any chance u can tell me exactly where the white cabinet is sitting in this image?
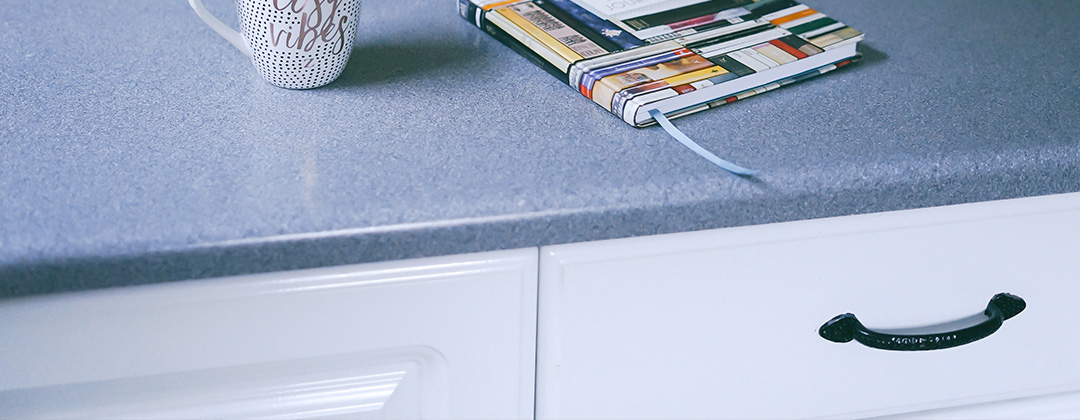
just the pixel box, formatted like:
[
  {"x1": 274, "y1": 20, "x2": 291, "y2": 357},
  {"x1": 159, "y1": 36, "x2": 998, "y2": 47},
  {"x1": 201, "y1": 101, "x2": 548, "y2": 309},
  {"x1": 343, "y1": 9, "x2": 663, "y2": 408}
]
[
  {"x1": 0, "y1": 249, "x2": 538, "y2": 420},
  {"x1": 5, "y1": 194, "x2": 1080, "y2": 419},
  {"x1": 537, "y1": 193, "x2": 1080, "y2": 419},
  {"x1": 876, "y1": 389, "x2": 1080, "y2": 420}
]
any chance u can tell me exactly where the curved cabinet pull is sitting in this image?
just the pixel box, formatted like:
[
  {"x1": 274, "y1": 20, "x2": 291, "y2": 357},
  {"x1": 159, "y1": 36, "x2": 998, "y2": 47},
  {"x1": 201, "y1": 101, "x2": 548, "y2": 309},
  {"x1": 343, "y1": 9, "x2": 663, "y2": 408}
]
[{"x1": 819, "y1": 293, "x2": 1026, "y2": 351}]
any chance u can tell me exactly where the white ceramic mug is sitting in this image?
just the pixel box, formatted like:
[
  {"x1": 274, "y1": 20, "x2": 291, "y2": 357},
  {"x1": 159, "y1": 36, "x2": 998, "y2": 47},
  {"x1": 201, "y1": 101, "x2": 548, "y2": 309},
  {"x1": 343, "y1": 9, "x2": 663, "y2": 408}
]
[{"x1": 188, "y1": 0, "x2": 361, "y2": 89}]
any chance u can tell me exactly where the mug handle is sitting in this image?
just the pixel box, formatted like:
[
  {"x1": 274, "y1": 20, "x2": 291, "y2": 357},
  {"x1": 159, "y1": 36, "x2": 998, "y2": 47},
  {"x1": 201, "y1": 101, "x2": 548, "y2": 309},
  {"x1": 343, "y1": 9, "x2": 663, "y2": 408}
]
[{"x1": 187, "y1": 0, "x2": 252, "y2": 57}]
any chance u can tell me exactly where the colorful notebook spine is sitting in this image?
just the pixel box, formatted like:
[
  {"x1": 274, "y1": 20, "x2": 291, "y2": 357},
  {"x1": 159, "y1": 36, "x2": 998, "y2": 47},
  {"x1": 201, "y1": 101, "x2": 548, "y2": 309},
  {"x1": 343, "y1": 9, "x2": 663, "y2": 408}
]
[
  {"x1": 458, "y1": 0, "x2": 863, "y2": 127},
  {"x1": 459, "y1": 0, "x2": 567, "y2": 79}
]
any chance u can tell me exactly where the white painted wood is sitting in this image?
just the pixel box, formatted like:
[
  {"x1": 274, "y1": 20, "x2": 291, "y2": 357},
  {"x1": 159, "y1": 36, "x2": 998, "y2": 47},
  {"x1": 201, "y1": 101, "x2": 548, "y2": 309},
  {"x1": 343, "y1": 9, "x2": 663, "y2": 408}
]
[
  {"x1": 537, "y1": 193, "x2": 1080, "y2": 419},
  {"x1": 872, "y1": 389, "x2": 1080, "y2": 420},
  {"x1": 0, "y1": 248, "x2": 539, "y2": 420}
]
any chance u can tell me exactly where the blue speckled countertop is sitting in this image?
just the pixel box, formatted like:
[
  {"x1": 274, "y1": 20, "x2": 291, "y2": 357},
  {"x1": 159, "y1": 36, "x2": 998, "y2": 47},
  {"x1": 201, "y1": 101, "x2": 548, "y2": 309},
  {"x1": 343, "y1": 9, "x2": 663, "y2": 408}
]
[{"x1": 2, "y1": 0, "x2": 1078, "y2": 298}]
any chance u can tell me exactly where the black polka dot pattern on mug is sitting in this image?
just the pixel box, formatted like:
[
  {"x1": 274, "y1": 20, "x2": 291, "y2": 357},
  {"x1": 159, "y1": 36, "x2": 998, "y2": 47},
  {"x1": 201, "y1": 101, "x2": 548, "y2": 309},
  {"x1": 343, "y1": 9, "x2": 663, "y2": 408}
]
[{"x1": 237, "y1": 0, "x2": 361, "y2": 89}]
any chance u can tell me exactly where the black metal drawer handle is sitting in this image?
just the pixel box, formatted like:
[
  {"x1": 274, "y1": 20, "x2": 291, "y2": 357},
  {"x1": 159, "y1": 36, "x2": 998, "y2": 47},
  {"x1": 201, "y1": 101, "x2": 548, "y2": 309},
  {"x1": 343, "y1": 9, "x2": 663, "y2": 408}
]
[{"x1": 819, "y1": 293, "x2": 1026, "y2": 351}]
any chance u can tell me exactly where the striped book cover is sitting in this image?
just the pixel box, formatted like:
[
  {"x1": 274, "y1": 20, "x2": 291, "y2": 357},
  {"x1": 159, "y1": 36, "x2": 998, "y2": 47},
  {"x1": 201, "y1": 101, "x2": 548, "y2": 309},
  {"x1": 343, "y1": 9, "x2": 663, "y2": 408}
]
[{"x1": 458, "y1": 0, "x2": 863, "y2": 127}]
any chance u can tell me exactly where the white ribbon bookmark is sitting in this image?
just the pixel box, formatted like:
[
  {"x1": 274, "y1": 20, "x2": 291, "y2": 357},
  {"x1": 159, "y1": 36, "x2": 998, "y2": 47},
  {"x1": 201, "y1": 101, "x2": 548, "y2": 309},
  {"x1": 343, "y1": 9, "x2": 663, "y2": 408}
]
[{"x1": 648, "y1": 109, "x2": 759, "y2": 177}]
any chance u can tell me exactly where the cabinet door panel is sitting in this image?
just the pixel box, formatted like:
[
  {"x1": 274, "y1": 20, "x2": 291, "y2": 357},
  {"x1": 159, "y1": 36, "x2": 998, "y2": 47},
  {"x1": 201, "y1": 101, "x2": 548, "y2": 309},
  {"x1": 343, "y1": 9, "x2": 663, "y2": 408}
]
[
  {"x1": 0, "y1": 249, "x2": 538, "y2": 420},
  {"x1": 538, "y1": 193, "x2": 1080, "y2": 419}
]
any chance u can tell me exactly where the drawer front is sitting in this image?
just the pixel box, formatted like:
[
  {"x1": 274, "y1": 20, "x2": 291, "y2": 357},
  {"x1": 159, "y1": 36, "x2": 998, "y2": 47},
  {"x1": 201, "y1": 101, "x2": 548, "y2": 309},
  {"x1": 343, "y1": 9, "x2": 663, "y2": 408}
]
[
  {"x1": 537, "y1": 193, "x2": 1080, "y2": 419},
  {"x1": 0, "y1": 249, "x2": 538, "y2": 420}
]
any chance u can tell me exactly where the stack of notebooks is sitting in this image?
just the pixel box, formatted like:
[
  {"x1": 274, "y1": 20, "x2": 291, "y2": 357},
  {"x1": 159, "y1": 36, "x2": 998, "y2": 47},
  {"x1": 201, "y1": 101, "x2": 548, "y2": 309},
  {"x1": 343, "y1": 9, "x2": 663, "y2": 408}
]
[{"x1": 458, "y1": 0, "x2": 864, "y2": 128}]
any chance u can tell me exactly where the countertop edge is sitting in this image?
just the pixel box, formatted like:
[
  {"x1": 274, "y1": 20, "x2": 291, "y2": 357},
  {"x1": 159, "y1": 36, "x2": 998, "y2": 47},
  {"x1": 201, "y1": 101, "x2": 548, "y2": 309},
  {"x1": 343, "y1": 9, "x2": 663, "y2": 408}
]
[{"x1": 4, "y1": 155, "x2": 1076, "y2": 300}]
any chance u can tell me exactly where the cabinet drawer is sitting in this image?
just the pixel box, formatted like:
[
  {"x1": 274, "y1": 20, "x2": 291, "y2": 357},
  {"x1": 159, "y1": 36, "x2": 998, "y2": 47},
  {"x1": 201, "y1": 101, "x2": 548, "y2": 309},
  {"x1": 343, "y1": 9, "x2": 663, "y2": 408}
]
[
  {"x1": 538, "y1": 193, "x2": 1080, "y2": 419},
  {"x1": 0, "y1": 249, "x2": 538, "y2": 420}
]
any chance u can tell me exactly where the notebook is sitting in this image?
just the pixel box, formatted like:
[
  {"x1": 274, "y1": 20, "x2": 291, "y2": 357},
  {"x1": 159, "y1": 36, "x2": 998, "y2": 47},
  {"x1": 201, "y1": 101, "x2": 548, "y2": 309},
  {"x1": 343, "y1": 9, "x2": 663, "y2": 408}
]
[{"x1": 458, "y1": 0, "x2": 864, "y2": 128}]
